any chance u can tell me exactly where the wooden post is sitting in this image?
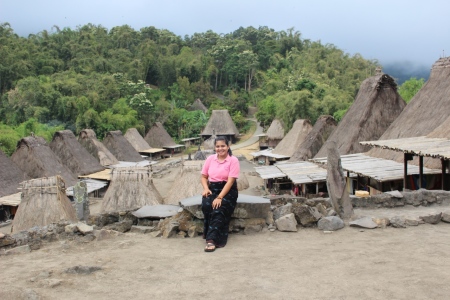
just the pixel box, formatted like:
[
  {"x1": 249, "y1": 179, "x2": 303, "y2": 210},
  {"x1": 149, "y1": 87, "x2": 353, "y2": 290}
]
[
  {"x1": 419, "y1": 156, "x2": 424, "y2": 189},
  {"x1": 403, "y1": 153, "x2": 408, "y2": 191},
  {"x1": 442, "y1": 159, "x2": 447, "y2": 190},
  {"x1": 316, "y1": 182, "x2": 319, "y2": 194}
]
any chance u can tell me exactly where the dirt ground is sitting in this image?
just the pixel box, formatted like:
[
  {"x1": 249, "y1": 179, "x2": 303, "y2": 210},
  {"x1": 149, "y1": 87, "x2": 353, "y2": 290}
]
[
  {"x1": 2, "y1": 139, "x2": 450, "y2": 299},
  {"x1": 2, "y1": 223, "x2": 450, "y2": 299}
]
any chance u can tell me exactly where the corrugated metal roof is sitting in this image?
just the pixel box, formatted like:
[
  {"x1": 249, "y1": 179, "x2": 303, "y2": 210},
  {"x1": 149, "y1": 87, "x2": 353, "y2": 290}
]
[
  {"x1": 250, "y1": 149, "x2": 289, "y2": 159},
  {"x1": 254, "y1": 165, "x2": 286, "y2": 179},
  {"x1": 66, "y1": 179, "x2": 108, "y2": 197},
  {"x1": 276, "y1": 161, "x2": 327, "y2": 184},
  {"x1": 312, "y1": 153, "x2": 441, "y2": 182},
  {"x1": 360, "y1": 137, "x2": 450, "y2": 160}
]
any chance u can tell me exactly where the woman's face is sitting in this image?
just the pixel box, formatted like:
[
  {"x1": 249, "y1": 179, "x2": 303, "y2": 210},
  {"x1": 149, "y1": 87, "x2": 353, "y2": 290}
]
[{"x1": 215, "y1": 140, "x2": 229, "y2": 157}]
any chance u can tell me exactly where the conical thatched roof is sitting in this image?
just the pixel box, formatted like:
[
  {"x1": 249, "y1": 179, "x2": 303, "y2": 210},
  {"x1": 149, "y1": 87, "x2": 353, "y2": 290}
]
[
  {"x1": 190, "y1": 98, "x2": 208, "y2": 112},
  {"x1": 164, "y1": 161, "x2": 204, "y2": 205},
  {"x1": 266, "y1": 119, "x2": 285, "y2": 140},
  {"x1": 368, "y1": 58, "x2": 450, "y2": 168},
  {"x1": 427, "y1": 115, "x2": 450, "y2": 139},
  {"x1": 144, "y1": 122, "x2": 177, "y2": 148},
  {"x1": 0, "y1": 149, "x2": 28, "y2": 198},
  {"x1": 12, "y1": 176, "x2": 77, "y2": 233},
  {"x1": 78, "y1": 129, "x2": 119, "y2": 166},
  {"x1": 289, "y1": 115, "x2": 337, "y2": 162},
  {"x1": 272, "y1": 119, "x2": 313, "y2": 157},
  {"x1": 124, "y1": 128, "x2": 152, "y2": 152},
  {"x1": 200, "y1": 110, "x2": 239, "y2": 137},
  {"x1": 11, "y1": 136, "x2": 78, "y2": 187},
  {"x1": 315, "y1": 73, "x2": 406, "y2": 158},
  {"x1": 101, "y1": 167, "x2": 162, "y2": 212},
  {"x1": 50, "y1": 130, "x2": 104, "y2": 176},
  {"x1": 103, "y1": 130, "x2": 143, "y2": 162}
]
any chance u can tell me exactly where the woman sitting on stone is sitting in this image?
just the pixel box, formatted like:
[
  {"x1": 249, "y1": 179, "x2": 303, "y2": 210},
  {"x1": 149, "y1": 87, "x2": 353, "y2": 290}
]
[{"x1": 201, "y1": 136, "x2": 240, "y2": 252}]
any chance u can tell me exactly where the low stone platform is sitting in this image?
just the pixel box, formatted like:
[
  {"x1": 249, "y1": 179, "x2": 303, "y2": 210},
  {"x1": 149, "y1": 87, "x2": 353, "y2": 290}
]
[
  {"x1": 180, "y1": 194, "x2": 270, "y2": 219},
  {"x1": 132, "y1": 205, "x2": 181, "y2": 219}
]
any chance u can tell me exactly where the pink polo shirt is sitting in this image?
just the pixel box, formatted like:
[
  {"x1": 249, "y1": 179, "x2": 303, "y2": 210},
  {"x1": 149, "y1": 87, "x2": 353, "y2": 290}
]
[{"x1": 201, "y1": 154, "x2": 240, "y2": 182}]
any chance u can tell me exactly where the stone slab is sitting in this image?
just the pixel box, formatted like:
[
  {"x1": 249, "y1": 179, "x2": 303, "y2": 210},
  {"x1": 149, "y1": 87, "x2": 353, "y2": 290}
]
[
  {"x1": 132, "y1": 205, "x2": 182, "y2": 219},
  {"x1": 180, "y1": 194, "x2": 271, "y2": 219}
]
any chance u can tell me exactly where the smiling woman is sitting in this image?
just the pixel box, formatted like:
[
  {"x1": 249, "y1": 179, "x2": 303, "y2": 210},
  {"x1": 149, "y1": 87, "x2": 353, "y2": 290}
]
[{"x1": 200, "y1": 136, "x2": 240, "y2": 252}]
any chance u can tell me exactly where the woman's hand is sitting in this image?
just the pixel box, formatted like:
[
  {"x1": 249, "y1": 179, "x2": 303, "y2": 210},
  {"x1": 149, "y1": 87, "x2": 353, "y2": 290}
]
[
  {"x1": 202, "y1": 188, "x2": 212, "y2": 197},
  {"x1": 212, "y1": 197, "x2": 222, "y2": 209}
]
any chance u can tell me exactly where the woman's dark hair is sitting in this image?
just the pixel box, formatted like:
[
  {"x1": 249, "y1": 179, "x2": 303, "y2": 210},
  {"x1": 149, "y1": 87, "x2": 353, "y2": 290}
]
[{"x1": 214, "y1": 136, "x2": 232, "y2": 156}]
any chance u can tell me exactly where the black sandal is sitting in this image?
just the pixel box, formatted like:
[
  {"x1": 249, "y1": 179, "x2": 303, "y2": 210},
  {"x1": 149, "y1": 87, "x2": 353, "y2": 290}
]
[{"x1": 204, "y1": 242, "x2": 216, "y2": 252}]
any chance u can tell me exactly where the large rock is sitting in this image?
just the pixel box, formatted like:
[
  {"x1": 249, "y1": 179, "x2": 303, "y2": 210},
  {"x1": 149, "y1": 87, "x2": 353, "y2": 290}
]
[
  {"x1": 0, "y1": 235, "x2": 16, "y2": 247},
  {"x1": 76, "y1": 223, "x2": 94, "y2": 235},
  {"x1": 420, "y1": 213, "x2": 442, "y2": 224},
  {"x1": 318, "y1": 216, "x2": 344, "y2": 231},
  {"x1": 389, "y1": 216, "x2": 406, "y2": 228},
  {"x1": 180, "y1": 194, "x2": 270, "y2": 219},
  {"x1": 103, "y1": 220, "x2": 133, "y2": 233},
  {"x1": 273, "y1": 203, "x2": 293, "y2": 220},
  {"x1": 132, "y1": 205, "x2": 181, "y2": 219},
  {"x1": 230, "y1": 218, "x2": 266, "y2": 230},
  {"x1": 161, "y1": 220, "x2": 179, "y2": 238},
  {"x1": 442, "y1": 212, "x2": 450, "y2": 223},
  {"x1": 275, "y1": 213, "x2": 298, "y2": 232},
  {"x1": 130, "y1": 226, "x2": 154, "y2": 234},
  {"x1": 292, "y1": 204, "x2": 322, "y2": 226},
  {"x1": 326, "y1": 141, "x2": 353, "y2": 219},
  {"x1": 349, "y1": 217, "x2": 378, "y2": 229}
]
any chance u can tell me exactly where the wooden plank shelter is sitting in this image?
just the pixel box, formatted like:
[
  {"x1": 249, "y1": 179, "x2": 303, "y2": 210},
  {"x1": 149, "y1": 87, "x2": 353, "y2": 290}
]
[
  {"x1": 312, "y1": 153, "x2": 441, "y2": 191},
  {"x1": 361, "y1": 137, "x2": 450, "y2": 189},
  {"x1": 250, "y1": 149, "x2": 289, "y2": 165}
]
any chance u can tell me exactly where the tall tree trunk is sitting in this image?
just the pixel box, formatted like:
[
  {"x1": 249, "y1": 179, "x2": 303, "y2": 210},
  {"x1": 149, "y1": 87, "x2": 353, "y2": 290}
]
[{"x1": 215, "y1": 71, "x2": 218, "y2": 92}]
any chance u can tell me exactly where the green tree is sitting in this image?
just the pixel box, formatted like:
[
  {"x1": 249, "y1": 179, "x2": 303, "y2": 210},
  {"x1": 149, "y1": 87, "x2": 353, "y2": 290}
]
[{"x1": 398, "y1": 77, "x2": 425, "y2": 103}]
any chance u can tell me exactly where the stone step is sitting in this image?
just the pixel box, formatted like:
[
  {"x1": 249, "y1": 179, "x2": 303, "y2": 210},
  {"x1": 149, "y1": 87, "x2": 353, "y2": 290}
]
[{"x1": 180, "y1": 194, "x2": 270, "y2": 219}]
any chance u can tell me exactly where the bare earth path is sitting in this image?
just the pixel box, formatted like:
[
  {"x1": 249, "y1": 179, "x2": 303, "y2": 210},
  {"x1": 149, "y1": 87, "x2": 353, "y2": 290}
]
[{"x1": 1, "y1": 224, "x2": 450, "y2": 299}]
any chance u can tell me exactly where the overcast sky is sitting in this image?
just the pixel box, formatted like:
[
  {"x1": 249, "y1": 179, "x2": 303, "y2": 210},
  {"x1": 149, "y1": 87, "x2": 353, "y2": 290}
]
[{"x1": 1, "y1": 0, "x2": 449, "y2": 70}]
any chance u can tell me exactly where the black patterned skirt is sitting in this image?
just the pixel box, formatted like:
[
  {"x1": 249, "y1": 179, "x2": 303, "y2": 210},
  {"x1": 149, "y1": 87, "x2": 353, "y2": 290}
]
[{"x1": 202, "y1": 181, "x2": 238, "y2": 248}]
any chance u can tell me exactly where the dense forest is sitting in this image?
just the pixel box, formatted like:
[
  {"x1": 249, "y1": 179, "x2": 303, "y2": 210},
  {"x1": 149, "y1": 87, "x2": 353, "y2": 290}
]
[{"x1": 0, "y1": 22, "x2": 385, "y2": 155}]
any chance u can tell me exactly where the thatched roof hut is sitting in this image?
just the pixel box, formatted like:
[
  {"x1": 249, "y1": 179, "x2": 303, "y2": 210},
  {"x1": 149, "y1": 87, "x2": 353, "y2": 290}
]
[
  {"x1": 103, "y1": 130, "x2": 143, "y2": 162},
  {"x1": 368, "y1": 58, "x2": 450, "y2": 168},
  {"x1": 144, "y1": 122, "x2": 178, "y2": 148},
  {"x1": 202, "y1": 135, "x2": 216, "y2": 150},
  {"x1": 11, "y1": 136, "x2": 78, "y2": 187},
  {"x1": 124, "y1": 128, "x2": 152, "y2": 152},
  {"x1": 78, "y1": 129, "x2": 119, "y2": 166},
  {"x1": 315, "y1": 73, "x2": 406, "y2": 158},
  {"x1": 272, "y1": 119, "x2": 313, "y2": 157},
  {"x1": 164, "y1": 161, "x2": 249, "y2": 205},
  {"x1": 427, "y1": 115, "x2": 450, "y2": 139},
  {"x1": 50, "y1": 130, "x2": 104, "y2": 176},
  {"x1": 164, "y1": 161, "x2": 204, "y2": 205},
  {"x1": 189, "y1": 98, "x2": 208, "y2": 113},
  {"x1": 200, "y1": 110, "x2": 239, "y2": 141},
  {"x1": 265, "y1": 119, "x2": 285, "y2": 148},
  {"x1": 101, "y1": 167, "x2": 162, "y2": 212},
  {"x1": 0, "y1": 149, "x2": 28, "y2": 198},
  {"x1": 289, "y1": 115, "x2": 337, "y2": 162},
  {"x1": 12, "y1": 176, "x2": 77, "y2": 233}
]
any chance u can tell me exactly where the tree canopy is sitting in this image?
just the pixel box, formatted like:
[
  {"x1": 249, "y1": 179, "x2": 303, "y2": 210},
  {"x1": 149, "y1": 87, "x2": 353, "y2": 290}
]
[{"x1": 0, "y1": 22, "x2": 382, "y2": 155}]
